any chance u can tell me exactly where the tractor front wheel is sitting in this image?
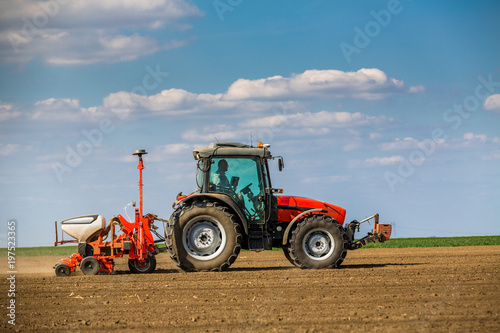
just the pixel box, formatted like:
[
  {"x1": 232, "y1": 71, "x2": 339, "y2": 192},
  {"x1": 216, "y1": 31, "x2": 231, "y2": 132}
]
[
  {"x1": 282, "y1": 246, "x2": 300, "y2": 267},
  {"x1": 128, "y1": 252, "x2": 157, "y2": 274},
  {"x1": 289, "y1": 215, "x2": 348, "y2": 269},
  {"x1": 166, "y1": 200, "x2": 242, "y2": 272}
]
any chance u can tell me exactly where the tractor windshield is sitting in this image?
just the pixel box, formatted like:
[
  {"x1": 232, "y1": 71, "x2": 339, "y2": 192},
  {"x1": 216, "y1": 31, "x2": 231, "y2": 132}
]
[{"x1": 209, "y1": 156, "x2": 265, "y2": 223}]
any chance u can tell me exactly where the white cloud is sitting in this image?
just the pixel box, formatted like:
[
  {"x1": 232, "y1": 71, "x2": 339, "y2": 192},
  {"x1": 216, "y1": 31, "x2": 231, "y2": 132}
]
[
  {"x1": 156, "y1": 143, "x2": 192, "y2": 155},
  {"x1": 380, "y1": 133, "x2": 500, "y2": 152},
  {"x1": 31, "y1": 98, "x2": 88, "y2": 121},
  {"x1": 456, "y1": 133, "x2": 500, "y2": 148},
  {"x1": 225, "y1": 68, "x2": 424, "y2": 101},
  {"x1": 0, "y1": 0, "x2": 203, "y2": 65},
  {"x1": 43, "y1": 33, "x2": 189, "y2": 66},
  {"x1": 380, "y1": 137, "x2": 420, "y2": 150},
  {"x1": 408, "y1": 85, "x2": 425, "y2": 93},
  {"x1": 343, "y1": 142, "x2": 361, "y2": 151},
  {"x1": 141, "y1": 143, "x2": 195, "y2": 162},
  {"x1": 483, "y1": 150, "x2": 500, "y2": 161},
  {"x1": 380, "y1": 137, "x2": 447, "y2": 151},
  {"x1": 181, "y1": 125, "x2": 249, "y2": 143},
  {"x1": 243, "y1": 111, "x2": 392, "y2": 129},
  {"x1": 483, "y1": 94, "x2": 500, "y2": 113},
  {"x1": 0, "y1": 144, "x2": 20, "y2": 156},
  {"x1": 177, "y1": 110, "x2": 392, "y2": 146},
  {"x1": 463, "y1": 132, "x2": 487, "y2": 143},
  {"x1": 369, "y1": 132, "x2": 382, "y2": 140},
  {"x1": 302, "y1": 175, "x2": 352, "y2": 184},
  {"x1": 0, "y1": 101, "x2": 21, "y2": 121},
  {"x1": 102, "y1": 88, "x2": 298, "y2": 117},
  {"x1": 3, "y1": 68, "x2": 414, "y2": 123},
  {"x1": 364, "y1": 156, "x2": 404, "y2": 167}
]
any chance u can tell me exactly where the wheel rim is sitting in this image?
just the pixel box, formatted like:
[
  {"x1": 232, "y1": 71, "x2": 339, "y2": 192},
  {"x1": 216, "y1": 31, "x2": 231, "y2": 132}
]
[
  {"x1": 133, "y1": 258, "x2": 151, "y2": 272},
  {"x1": 183, "y1": 216, "x2": 226, "y2": 261},
  {"x1": 302, "y1": 228, "x2": 335, "y2": 261}
]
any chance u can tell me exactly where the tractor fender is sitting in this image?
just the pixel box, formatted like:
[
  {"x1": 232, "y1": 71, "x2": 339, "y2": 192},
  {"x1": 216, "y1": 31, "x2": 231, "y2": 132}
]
[
  {"x1": 175, "y1": 193, "x2": 249, "y2": 235},
  {"x1": 282, "y1": 208, "x2": 325, "y2": 245}
]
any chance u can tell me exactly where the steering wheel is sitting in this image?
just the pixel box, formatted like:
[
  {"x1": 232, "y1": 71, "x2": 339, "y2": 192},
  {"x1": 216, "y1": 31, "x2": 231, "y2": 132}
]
[{"x1": 240, "y1": 183, "x2": 253, "y2": 195}]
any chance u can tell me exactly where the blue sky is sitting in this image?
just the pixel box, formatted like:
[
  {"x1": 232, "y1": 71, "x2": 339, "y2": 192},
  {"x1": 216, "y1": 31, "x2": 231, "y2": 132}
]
[{"x1": 1, "y1": 0, "x2": 499, "y2": 247}]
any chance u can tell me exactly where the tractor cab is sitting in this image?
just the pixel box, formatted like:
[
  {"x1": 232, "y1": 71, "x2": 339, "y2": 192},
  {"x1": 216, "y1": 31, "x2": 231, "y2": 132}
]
[{"x1": 193, "y1": 142, "x2": 282, "y2": 225}]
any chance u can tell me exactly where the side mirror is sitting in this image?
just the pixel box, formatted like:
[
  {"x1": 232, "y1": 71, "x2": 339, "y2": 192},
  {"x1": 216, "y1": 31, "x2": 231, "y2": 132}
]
[{"x1": 278, "y1": 158, "x2": 284, "y2": 171}]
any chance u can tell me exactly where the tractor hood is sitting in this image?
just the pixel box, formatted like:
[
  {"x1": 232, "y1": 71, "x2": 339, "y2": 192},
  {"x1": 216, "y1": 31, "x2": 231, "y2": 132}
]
[{"x1": 276, "y1": 195, "x2": 346, "y2": 225}]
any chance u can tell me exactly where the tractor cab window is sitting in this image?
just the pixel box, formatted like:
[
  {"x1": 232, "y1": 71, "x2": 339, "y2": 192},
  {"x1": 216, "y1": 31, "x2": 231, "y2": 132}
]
[{"x1": 210, "y1": 157, "x2": 265, "y2": 223}]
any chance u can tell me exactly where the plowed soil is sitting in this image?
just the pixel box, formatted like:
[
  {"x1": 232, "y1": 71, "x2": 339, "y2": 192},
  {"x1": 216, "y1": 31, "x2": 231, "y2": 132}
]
[{"x1": 1, "y1": 246, "x2": 499, "y2": 332}]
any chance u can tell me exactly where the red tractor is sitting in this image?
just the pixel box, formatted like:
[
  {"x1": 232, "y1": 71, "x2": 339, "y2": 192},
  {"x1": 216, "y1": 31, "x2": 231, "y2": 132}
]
[
  {"x1": 165, "y1": 142, "x2": 391, "y2": 272},
  {"x1": 53, "y1": 142, "x2": 391, "y2": 276}
]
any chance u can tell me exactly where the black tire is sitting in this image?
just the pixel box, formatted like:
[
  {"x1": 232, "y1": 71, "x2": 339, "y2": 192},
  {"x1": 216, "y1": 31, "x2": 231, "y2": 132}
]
[
  {"x1": 128, "y1": 252, "x2": 157, "y2": 274},
  {"x1": 166, "y1": 200, "x2": 242, "y2": 272},
  {"x1": 289, "y1": 215, "x2": 348, "y2": 269},
  {"x1": 282, "y1": 246, "x2": 300, "y2": 267},
  {"x1": 80, "y1": 256, "x2": 100, "y2": 275},
  {"x1": 55, "y1": 264, "x2": 71, "y2": 277},
  {"x1": 78, "y1": 243, "x2": 94, "y2": 257}
]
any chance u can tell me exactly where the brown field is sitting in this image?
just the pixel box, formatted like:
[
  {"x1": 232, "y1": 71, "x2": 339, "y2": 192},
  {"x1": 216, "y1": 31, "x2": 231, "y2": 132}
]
[{"x1": 1, "y1": 246, "x2": 499, "y2": 332}]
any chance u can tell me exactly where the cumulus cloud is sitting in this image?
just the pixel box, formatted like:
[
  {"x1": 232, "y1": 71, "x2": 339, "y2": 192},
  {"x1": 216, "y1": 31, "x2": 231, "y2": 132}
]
[
  {"x1": 347, "y1": 155, "x2": 406, "y2": 168},
  {"x1": 0, "y1": 101, "x2": 21, "y2": 121},
  {"x1": 156, "y1": 143, "x2": 193, "y2": 155},
  {"x1": 181, "y1": 124, "x2": 248, "y2": 143},
  {"x1": 178, "y1": 110, "x2": 392, "y2": 145},
  {"x1": 380, "y1": 137, "x2": 446, "y2": 151},
  {"x1": 31, "y1": 98, "x2": 88, "y2": 121},
  {"x1": 483, "y1": 94, "x2": 500, "y2": 113},
  {"x1": 0, "y1": 143, "x2": 20, "y2": 156},
  {"x1": 380, "y1": 133, "x2": 499, "y2": 151},
  {"x1": 4, "y1": 68, "x2": 417, "y2": 123},
  {"x1": 483, "y1": 150, "x2": 500, "y2": 161},
  {"x1": 0, "y1": 0, "x2": 203, "y2": 65},
  {"x1": 42, "y1": 33, "x2": 189, "y2": 66},
  {"x1": 363, "y1": 156, "x2": 405, "y2": 167},
  {"x1": 102, "y1": 88, "x2": 298, "y2": 118},
  {"x1": 302, "y1": 175, "x2": 352, "y2": 184},
  {"x1": 225, "y1": 68, "x2": 424, "y2": 101},
  {"x1": 459, "y1": 132, "x2": 500, "y2": 147},
  {"x1": 243, "y1": 111, "x2": 392, "y2": 129},
  {"x1": 369, "y1": 132, "x2": 382, "y2": 140}
]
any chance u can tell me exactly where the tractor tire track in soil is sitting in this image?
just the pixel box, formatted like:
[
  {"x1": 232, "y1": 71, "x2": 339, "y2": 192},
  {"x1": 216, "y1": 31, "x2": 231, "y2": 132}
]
[{"x1": 1, "y1": 246, "x2": 499, "y2": 332}]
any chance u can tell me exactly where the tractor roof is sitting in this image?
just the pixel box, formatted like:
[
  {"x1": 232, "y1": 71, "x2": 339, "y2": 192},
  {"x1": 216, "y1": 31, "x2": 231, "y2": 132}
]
[{"x1": 193, "y1": 142, "x2": 271, "y2": 159}]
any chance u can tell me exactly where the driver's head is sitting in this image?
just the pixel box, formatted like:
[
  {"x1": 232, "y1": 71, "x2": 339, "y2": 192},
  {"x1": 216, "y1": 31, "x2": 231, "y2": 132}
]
[{"x1": 218, "y1": 159, "x2": 228, "y2": 172}]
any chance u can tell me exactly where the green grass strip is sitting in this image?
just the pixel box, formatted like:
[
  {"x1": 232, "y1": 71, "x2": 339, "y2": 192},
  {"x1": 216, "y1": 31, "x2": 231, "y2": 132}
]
[
  {"x1": 361, "y1": 235, "x2": 500, "y2": 248},
  {"x1": 0, "y1": 245, "x2": 79, "y2": 257},
  {"x1": 1, "y1": 236, "x2": 499, "y2": 257}
]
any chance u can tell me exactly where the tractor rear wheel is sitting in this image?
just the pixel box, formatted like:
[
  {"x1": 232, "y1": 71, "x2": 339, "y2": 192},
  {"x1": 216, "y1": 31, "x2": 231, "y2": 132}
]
[
  {"x1": 166, "y1": 200, "x2": 242, "y2": 272},
  {"x1": 289, "y1": 215, "x2": 348, "y2": 269},
  {"x1": 80, "y1": 256, "x2": 100, "y2": 275},
  {"x1": 128, "y1": 252, "x2": 157, "y2": 274}
]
